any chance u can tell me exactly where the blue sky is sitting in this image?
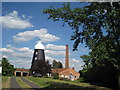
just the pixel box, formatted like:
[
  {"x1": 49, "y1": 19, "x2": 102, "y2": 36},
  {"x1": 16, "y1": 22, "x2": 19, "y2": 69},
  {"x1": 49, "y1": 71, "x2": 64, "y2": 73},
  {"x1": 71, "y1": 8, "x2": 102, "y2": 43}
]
[{"x1": 1, "y1": 2, "x2": 90, "y2": 71}]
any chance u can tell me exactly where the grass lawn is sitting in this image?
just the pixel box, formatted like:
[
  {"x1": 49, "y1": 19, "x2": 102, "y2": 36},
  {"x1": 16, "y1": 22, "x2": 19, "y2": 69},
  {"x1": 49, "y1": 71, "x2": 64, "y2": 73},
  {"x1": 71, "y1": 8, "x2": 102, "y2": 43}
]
[
  {"x1": 16, "y1": 77, "x2": 32, "y2": 88},
  {"x1": 25, "y1": 77, "x2": 112, "y2": 90},
  {"x1": 2, "y1": 76, "x2": 11, "y2": 88}
]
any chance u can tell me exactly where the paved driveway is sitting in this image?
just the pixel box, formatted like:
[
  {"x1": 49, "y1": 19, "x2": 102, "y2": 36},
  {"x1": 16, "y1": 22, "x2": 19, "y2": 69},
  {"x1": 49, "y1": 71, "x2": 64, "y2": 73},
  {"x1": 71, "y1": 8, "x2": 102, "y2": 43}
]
[
  {"x1": 20, "y1": 77, "x2": 40, "y2": 89},
  {"x1": 11, "y1": 76, "x2": 22, "y2": 89},
  {"x1": 10, "y1": 76, "x2": 40, "y2": 89}
]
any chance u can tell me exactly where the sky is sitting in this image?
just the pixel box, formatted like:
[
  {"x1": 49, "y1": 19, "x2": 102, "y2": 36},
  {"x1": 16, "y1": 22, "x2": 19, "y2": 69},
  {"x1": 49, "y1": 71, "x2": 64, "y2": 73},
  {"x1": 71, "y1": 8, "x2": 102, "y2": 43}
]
[{"x1": 1, "y1": 2, "x2": 90, "y2": 72}]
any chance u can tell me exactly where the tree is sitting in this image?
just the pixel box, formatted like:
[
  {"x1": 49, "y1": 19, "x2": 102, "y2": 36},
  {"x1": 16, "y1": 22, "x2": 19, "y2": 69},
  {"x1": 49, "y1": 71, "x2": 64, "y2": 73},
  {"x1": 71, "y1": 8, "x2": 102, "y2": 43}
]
[
  {"x1": 0, "y1": 61, "x2": 1, "y2": 67},
  {"x1": 43, "y1": 2, "x2": 120, "y2": 51},
  {"x1": 52, "y1": 60, "x2": 63, "y2": 69},
  {"x1": 45, "y1": 60, "x2": 51, "y2": 73},
  {"x1": 31, "y1": 60, "x2": 51, "y2": 76},
  {"x1": 58, "y1": 61, "x2": 63, "y2": 68},
  {"x1": 80, "y1": 55, "x2": 91, "y2": 69},
  {"x1": 43, "y1": 2, "x2": 120, "y2": 89},
  {"x1": 43, "y1": 2, "x2": 120, "y2": 61},
  {"x1": 2, "y1": 58, "x2": 15, "y2": 76}
]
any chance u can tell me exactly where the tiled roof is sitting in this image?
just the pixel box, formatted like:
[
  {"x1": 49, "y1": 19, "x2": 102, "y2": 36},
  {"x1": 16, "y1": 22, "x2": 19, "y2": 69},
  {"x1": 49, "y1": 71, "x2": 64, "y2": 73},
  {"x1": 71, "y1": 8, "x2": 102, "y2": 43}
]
[
  {"x1": 52, "y1": 68, "x2": 80, "y2": 75},
  {"x1": 59, "y1": 68, "x2": 80, "y2": 75},
  {"x1": 15, "y1": 69, "x2": 30, "y2": 71},
  {"x1": 51, "y1": 68, "x2": 68, "y2": 73}
]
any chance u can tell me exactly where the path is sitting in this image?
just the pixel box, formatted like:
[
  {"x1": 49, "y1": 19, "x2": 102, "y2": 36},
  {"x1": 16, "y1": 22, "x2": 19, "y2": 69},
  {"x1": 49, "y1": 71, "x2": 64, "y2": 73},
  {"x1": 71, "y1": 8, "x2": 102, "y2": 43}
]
[
  {"x1": 11, "y1": 76, "x2": 21, "y2": 89},
  {"x1": 20, "y1": 77, "x2": 41, "y2": 89}
]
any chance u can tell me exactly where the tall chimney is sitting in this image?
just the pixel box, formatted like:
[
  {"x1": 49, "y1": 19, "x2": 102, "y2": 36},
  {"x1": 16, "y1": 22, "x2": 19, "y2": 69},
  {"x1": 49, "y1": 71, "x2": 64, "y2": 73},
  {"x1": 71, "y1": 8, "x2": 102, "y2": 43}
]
[{"x1": 65, "y1": 45, "x2": 69, "y2": 68}]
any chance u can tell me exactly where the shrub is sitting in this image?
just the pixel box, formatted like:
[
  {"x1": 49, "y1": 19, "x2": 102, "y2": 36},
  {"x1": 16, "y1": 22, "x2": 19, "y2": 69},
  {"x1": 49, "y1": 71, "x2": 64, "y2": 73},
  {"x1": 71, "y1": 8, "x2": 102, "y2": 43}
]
[
  {"x1": 53, "y1": 75, "x2": 59, "y2": 79},
  {"x1": 79, "y1": 77, "x2": 85, "y2": 82},
  {"x1": 44, "y1": 74, "x2": 48, "y2": 78}
]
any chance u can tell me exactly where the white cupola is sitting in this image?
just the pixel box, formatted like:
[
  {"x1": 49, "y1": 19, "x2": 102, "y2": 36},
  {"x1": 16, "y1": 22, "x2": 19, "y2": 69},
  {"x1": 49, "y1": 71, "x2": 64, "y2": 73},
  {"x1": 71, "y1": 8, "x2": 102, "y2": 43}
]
[{"x1": 35, "y1": 40, "x2": 45, "y2": 50}]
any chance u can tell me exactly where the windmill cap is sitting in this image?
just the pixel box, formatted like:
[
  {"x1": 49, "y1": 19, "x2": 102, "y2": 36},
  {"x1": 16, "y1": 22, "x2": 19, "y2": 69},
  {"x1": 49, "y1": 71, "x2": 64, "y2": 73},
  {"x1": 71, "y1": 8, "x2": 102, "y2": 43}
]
[{"x1": 35, "y1": 40, "x2": 45, "y2": 50}]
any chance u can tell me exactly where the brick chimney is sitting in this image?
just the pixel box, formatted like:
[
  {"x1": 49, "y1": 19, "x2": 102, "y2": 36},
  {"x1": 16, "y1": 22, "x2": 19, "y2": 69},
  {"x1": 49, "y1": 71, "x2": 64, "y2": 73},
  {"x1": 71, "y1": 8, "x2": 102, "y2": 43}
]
[{"x1": 65, "y1": 45, "x2": 69, "y2": 68}]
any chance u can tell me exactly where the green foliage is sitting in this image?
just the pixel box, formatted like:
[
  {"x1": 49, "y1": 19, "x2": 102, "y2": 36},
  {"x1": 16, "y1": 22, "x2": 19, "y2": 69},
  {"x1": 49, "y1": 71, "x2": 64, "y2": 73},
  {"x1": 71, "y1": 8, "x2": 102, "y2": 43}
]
[
  {"x1": 52, "y1": 60, "x2": 63, "y2": 69},
  {"x1": 80, "y1": 55, "x2": 91, "y2": 69},
  {"x1": 53, "y1": 75, "x2": 59, "y2": 79},
  {"x1": 43, "y1": 2, "x2": 120, "y2": 89},
  {"x1": 2, "y1": 58, "x2": 15, "y2": 76},
  {"x1": 0, "y1": 61, "x2": 2, "y2": 67},
  {"x1": 31, "y1": 60, "x2": 51, "y2": 76},
  {"x1": 44, "y1": 74, "x2": 49, "y2": 78},
  {"x1": 80, "y1": 77, "x2": 85, "y2": 82},
  {"x1": 43, "y1": 2, "x2": 120, "y2": 52}
]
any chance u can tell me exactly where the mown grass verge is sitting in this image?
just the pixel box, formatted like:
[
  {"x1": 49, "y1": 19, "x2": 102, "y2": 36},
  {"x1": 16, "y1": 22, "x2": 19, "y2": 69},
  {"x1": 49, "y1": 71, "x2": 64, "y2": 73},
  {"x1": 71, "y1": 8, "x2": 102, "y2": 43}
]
[
  {"x1": 2, "y1": 76, "x2": 11, "y2": 88},
  {"x1": 25, "y1": 77, "x2": 112, "y2": 90},
  {"x1": 16, "y1": 77, "x2": 32, "y2": 88}
]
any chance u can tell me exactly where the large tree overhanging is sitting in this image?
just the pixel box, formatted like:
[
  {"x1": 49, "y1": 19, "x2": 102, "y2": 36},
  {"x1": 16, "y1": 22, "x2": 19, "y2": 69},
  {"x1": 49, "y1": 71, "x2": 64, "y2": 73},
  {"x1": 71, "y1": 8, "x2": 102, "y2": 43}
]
[
  {"x1": 43, "y1": 2, "x2": 120, "y2": 51},
  {"x1": 43, "y1": 2, "x2": 120, "y2": 68},
  {"x1": 43, "y1": 3, "x2": 120, "y2": 89}
]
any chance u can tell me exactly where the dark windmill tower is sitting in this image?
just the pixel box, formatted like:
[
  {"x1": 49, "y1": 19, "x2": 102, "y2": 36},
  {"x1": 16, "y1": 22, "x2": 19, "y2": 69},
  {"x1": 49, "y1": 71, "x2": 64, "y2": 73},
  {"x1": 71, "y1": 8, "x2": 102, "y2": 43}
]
[{"x1": 30, "y1": 39, "x2": 45, "y2": 75}]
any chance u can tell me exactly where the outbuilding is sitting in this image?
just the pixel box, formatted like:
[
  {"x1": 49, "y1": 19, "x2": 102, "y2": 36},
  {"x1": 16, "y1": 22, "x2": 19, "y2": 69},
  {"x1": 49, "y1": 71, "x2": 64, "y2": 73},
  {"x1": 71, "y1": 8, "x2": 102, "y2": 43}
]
[{"x1": 14, "y1": 69, "x2": 30, "y2": 76}]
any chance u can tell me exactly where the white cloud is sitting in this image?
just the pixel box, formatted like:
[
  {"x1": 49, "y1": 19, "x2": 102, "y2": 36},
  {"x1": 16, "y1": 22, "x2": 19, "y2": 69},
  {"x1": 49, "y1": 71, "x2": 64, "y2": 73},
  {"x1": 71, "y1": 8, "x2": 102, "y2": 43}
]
[
  {"x1": 6, "y1": 44, "x2": 33, "y2": 52},
  {"x1": 45, "y1": 50, "x2": 65, "y2": 56},
  {"x1": 71, "y1": 59, "x2": 80, "y2": 63},
  {"x1": 2, "y1": 55, "x2": 8, "y2": 58},
  {"x1": 45, "y1": 44, "x2": 65, "y2": 50},
  {"x1": 2, "y1": 45, "x2": 33, "y2": 69},
  {"x1": 13, "y1": 28, "x2": 60, "y2": 43},
  {"x1": 3, "y1": 45, "x2": 32, "y2": 60},
  {"x1": 1, "y1": 45, "x2": 84, "y2": 71},
  {"x1": 45, "y1": 56, "x2": 55, "y2": 61},
  {"x1": 0, "y1": 11, "x2": 33, "y2": 29},
  {"x1": 9, "y1": 59, "x2": 31, "y2": 69},
  {"x1": 1, "y1": 48, "x2": 14, "y2": 53},
  {"x1": 1, "y1": 45, "x2": 64, "y2": 69},
  {"x1": 6, "y1": 45, "x2": 33, "y2": 59},
  {"x1": 70, "y1": 58, "x2": 84, "y2": 71}
]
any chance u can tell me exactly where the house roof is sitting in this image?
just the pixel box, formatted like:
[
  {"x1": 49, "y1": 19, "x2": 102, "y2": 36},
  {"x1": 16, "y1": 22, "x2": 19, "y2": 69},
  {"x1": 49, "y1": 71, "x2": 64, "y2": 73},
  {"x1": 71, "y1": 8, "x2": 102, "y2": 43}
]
[
  {"x1": 59, "y1": 68, "x2": 80, "y2": 75},
  {"x1": 52, "y1": 68, "x2": 80, "y2": 76},
  {"x1": 15, "y1": 69, "x2": 30, "y2": 72},
  {"x1": 51, "y1": 68, "x2": 68, "y2": 73}
]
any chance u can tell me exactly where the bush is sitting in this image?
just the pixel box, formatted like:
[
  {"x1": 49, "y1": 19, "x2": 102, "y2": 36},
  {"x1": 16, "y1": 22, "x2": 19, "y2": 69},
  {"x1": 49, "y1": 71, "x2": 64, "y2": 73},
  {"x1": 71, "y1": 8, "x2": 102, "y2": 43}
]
[
  {"x1": 79, "y1": 77, "x2": 85, "y2": 82},
  {"x1": 82, "y1": 67, "x2": 118, "y2": 89},
  {"x1": 44, "y1": 74, "x2": 48, "y2": 78},
  {"x1": 53, "y1": 75, "x2": 59, "y2": 79},
  {"x1": 63, "y1": 78, "x2": 70, "y2": 81}
]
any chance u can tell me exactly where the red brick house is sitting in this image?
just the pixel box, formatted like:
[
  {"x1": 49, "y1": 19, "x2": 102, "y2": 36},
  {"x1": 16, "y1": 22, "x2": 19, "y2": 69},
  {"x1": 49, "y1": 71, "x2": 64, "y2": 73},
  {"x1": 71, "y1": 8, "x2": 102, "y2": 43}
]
[
  {"x1": 51, "y1": 45, "x2": 80, "y2": 81},
  {"x1": 52, "y1": 68, "x2": 80, "y2": 81}
]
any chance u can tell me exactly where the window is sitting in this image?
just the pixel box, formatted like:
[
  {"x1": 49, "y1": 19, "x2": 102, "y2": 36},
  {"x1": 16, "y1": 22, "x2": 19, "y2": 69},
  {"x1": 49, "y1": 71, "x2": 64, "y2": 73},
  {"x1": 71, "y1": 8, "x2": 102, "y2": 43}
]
[
  {"x1": 35, "y1": 57, "x2": 37, "y2": 60},
  {"x1": 61, "y1": 75, "x2": 64, "y2": 77},
  {"x1": 35, "y1": 52, "x2": 38, "y2": 55},
  {"x1": 69, "y1": 74, "x2": 72, "y2": 78},
  {"x1": 74, "y1": 76, "x2": 76, "y2": 78},
  {"x1": 65, "y1": 76, "x2": 68, "y2": 78}
]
